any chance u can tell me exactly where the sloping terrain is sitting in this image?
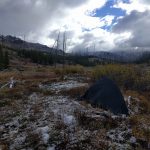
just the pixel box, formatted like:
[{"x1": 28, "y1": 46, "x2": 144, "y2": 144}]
[{"x1": 0, "y1": 35, "x2": 63, "y2": 54}]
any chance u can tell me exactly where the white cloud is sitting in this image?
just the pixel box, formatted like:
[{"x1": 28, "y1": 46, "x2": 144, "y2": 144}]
[
  {"x1": 113, "y1": 0, "x2": 150, "y2": 14},
  {"x1": 31, "y1": 0, "x2": 111, "y2": 51},
  {"x1": 38, "y1": 1, "x2": 118, "y2": 52},
  {"x1": 0, "y1": 0, "x2": 111, "y2": 51},
  {"x1": 1, "y1": 0, "x2": 149, "y2": 52},
  {"x1": 113, "y1": 10, "x2": 150, "y2": 50}
]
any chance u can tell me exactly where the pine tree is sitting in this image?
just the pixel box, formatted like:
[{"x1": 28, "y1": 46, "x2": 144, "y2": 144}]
[
  {"x1": 0, "y1": 45, "x2": 4, "y2": 69},
  {"x1": 4, "y1": 51, "x2": 9, "y2": 69},
  {"x1": 0, "y1": 45, "x2": 9, "y2": 70}
]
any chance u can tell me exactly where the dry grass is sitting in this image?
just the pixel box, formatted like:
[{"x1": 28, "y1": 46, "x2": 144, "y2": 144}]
[
  {"x1": 0, "y1": 142, "x2": 8, "y2": 150},
  {"x1": 91, "y1": 64, "x2": 150, "y2": 91},
  {"x1": 0, "y1": 67, "x2": 57, "y2": 82},
  {"x1": 125, "y1": 90, "x2": 150, "y2": 114},
  {"x1": 0, "y1": 68, "x2": 58, "y2": 124},
  {"x1": 91, "y1": 129, "x2": 109, "y2": 150},
  {"x1": 126, "y1": 90, "x2": 150, "y2": 146},
  {"x1": 54, "y1": 65, "x2": 85, "y2": 75},
  {"x1": 74, "y1": 110, "x2": 118, "y2": 131},
  {"x1": 54, "y1": 120, "x2": 67, "y2": 130},
  {"x1": 0, "y1": 68, "x2": 58, "y2": 97},
  {"x1": 25, "y1": 131, "x2": 41, "y2": 149},
  {"x1": 60, "y1": 86, "x2": 88, "y2": 98},
  {"x1": 0, "y1": 88, "x2": 25, "y2": 100},
  {"x1": 0, "y1": 71, "x2": 20, "y2": 82},
  {"x1": 130, "y1": 115, "x2": 150, "y2": 145},
  {"x1": 1, "y1": 64, "x2": 150, "y2": 149},
  {"x1": 20, "y1": 72, "x2": 57, "y2": 80}
]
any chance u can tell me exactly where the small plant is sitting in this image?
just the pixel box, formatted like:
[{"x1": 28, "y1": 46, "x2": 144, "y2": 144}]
[
  {"x1": 54, "y1": 120, "x2": 67, "y2": 130},
  {"x1": 0, "y1": 141, "x2": 8, "y2": 150},
  {"x1": 54, "y1": 65, "x2": 85, "y2": 75},
  {"x1": 129, "y1": 114, "x2": 150, "y2": 149},
  {"x1": 91, "y1": 64, "x2": 150, "y2": 91},
  {"x1": 60, "y1": 86, "x2": 88, "y2": 98},
  {"x1": 0, "y1": 45, "x2": 9, "y2": 70},
  {"x1": 26, "y1": 131, "x2": 41, "y2": 149},
  {"x1": 75, "y1": 110, "x2": 100, "y2": 130}
]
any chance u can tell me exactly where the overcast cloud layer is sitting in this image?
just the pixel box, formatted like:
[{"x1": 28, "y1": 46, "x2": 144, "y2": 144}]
[{"x1": 0, "y1": 0, "x2": 150, "y2": 52}]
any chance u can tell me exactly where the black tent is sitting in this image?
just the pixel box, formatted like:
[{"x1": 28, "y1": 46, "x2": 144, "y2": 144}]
[{"x1": 81, "y1": 77, "x2": 129, "y2": 115}]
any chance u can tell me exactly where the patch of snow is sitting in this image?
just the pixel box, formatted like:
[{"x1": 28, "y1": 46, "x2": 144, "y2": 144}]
[
  {"x1": 29, "y1": 93, "x2": 38, "y2": 102},
  {"x1": 37, "y1": 126, "x2": 49, "y2": 144},
  {"x1": 107, "y1": 126, "x2": 132, "y2": 143},
  {"x1": 3, "y1": 76, "x2": 144, "y2": 150},
  {"x1": 10, "y1": 134, "x2": 26, "y2": 150},
  {"x1": 47, "y1": 145, "x2": 55, "y2": 150},
  {"x1": 43, "y1": 133, "x2": 49, "y2": 144},
  {"x1": 5, "y1": 117, "x2": 20, "y2": 130},
  {"x1": 127, "y1": 96, "x2": 131, "y2": 107},
  {"x1": 109, "y1": 143, "x2": 131, "y2": 150},
  {"x1": 52, "y1": 109, "x2": 59, "y2": 116},
  {"x1": 63, "y1": 114, "x2": 76, "y2": 125},
  {"x1": 40, "y1": 80, "x2": 87, "y2": 92},
  {"x1": 9, "y1": 77, "x2": 16, "y2": 88},
  {"x1": 130, "y1": 136, "x2": 136, "y2": 144}
]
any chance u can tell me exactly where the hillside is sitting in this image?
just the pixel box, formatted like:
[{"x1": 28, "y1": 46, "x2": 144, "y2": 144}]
[{"x1": 0, "y1": 35, "x2": 63, "y2": 55}]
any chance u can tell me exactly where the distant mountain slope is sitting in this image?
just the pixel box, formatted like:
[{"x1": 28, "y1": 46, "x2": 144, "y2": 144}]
[
  {"x1": 0, "y1": 35, "x2": 63, "y2": 55},
  {"x1": 90, "y1": 50, "x2": 150, "y2": 63}
]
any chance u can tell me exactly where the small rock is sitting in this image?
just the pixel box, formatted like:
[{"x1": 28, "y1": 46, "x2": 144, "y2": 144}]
[{"x1": 130, "y1": 136, "x2": 136, "y2": 144}]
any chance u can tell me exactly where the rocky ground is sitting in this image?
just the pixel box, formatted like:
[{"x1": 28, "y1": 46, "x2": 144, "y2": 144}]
[{"x1": 0, "y1": 74, "x2": 150, "y2": 150}]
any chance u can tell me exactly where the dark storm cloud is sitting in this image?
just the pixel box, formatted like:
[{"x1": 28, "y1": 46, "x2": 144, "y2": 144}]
[
  {"x1": 0, "y1": 0, "x2": 87, "y2": 35},
  {"x1": 139, "y1": 0, "x2": 150, "y2": 4},
  {"x1": 113, "y1": 10, "x2": 150, "y2": 48},
  {"x1": 79, "y1": 33, "x2": 94, "y2": 43}
]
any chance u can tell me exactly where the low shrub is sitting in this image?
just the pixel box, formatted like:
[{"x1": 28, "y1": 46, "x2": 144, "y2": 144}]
[
  {"x1": 54, "y1": 65, "x2": 85, "y2": 75},
  {"x1": 74, "y1": 110, "x2": 118, "y2": 131},
  {"x1": 91, "y1": 64, "x2": 150, "y2": 91},
  {"x1": 130, "y1": 115, "x2": 150, "y2": 143},
  {"x1": 60, "y1": 86, "x2": 88, "y2": 98}
]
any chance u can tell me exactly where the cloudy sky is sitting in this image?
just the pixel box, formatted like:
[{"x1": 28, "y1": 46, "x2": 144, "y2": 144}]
[{"x1": 0, "y1": 0, "x2": 150, "y2": 52}]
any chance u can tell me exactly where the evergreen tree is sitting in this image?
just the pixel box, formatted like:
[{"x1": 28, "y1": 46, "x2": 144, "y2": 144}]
[
  {"x1": 4, "y1": 51, "x2": 9, "y2": 68},
  {"x1": 0, "y1": 45, "x2": 9, "y2": 70},
  {"x1": 0, "y1": 45, "x2": 4, "y2": 69},
  {"x1": 16, "y1": 49, "x2": 54, "y2": 65}
]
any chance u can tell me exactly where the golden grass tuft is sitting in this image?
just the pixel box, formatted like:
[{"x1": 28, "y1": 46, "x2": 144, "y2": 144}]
[
  {"x1": 54, "y1": 65, "x2": 85, "y2": 75},
  {"x1": 91, "y1": 64, "x2": 150, "y2": 91},
  {"x1": 60, "y1": 86, "x2": 88, "y2": 98},
  {"x1": 129, "y1": 114, "x2": 150, "y2": 145},
  {"x1": 74, "y1": 109, "x2": 118, "y2": 131}
]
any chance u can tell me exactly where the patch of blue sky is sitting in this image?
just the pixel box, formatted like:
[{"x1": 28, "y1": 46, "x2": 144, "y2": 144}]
[
  {"x1": 83, "y1": 0, "x2": 130, "y2": 32},
  {"x1": 92, "y1": 0, "x2": 131, "y2": 31},
  {"x1": 94, "y1": 0, "x2": 126, "y2": 18}
]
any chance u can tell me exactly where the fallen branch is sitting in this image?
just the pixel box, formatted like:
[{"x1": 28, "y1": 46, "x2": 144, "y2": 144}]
[
  {"x1": 0, "y1": 77, "x2": 16, "y2": 89},
  {"x1": 0, "y1": 82, "x2": 10, "y2": 89}
]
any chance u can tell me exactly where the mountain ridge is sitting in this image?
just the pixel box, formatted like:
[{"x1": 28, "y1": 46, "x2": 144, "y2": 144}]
[{"x1": 0, "y1": 35, "x2": 63, "y2": 55}]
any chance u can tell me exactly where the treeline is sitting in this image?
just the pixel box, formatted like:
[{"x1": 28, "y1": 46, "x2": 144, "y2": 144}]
[
  {"x1": 16, "y1": 49, "x2": 120, "y2": 66},
  {"x1": 17, "y1": 49, "x2": 55, "y2": 65},
  {"x1": 0, "y1": 45, "x2": 9, "y2": 70},
  {"x1": 68, "y1": 55, "x2": 96, "y2": 66},
  {"x1": 15, "y1": 48, "x2": 97, "y2": 66},
  {"x1": 135, "y1": 52, "x2": 150, "y2": 64}
]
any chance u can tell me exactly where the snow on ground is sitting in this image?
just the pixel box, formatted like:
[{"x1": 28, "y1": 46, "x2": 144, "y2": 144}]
[
  {"x1": 47, "y1": 145, "x2": 55, "y2": 150},
  {"x1": 39, "y1": 80, "x2": 88, "y2": 93},
  {"x1": 63, "y1": 114, "x2": 76, "y2": 126},
  {"x1": 37, "y1": 126, "x2": 50, "y2": 144},
  {"x1": 0, "y1": 76, "x2": 146, "y2": 149},
  {"x1": 0, "y1": 93, "x2": 132, "y2": 150},
  {"x1": 1, "y1": 94, "x2": 83, "y2": 149}
]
